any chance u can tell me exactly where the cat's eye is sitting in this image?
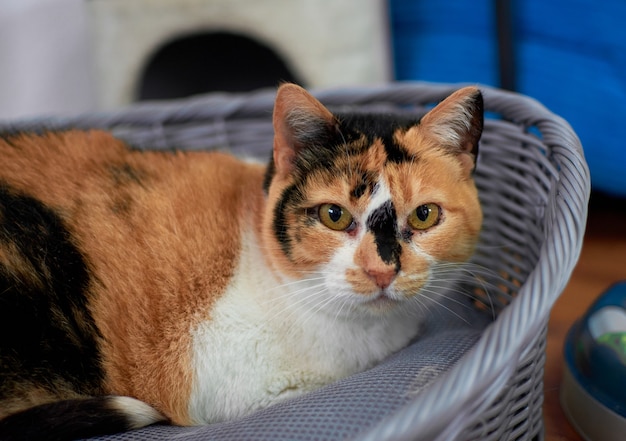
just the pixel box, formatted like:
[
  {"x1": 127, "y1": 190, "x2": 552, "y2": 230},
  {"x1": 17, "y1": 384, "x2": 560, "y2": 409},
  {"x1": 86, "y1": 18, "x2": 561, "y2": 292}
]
[
  {"x1": 318, "y1": 203, "x2": 354, "y2": 231},
  {"x1": 407, "y1": 203, "x2": 441, "y2": 230}
]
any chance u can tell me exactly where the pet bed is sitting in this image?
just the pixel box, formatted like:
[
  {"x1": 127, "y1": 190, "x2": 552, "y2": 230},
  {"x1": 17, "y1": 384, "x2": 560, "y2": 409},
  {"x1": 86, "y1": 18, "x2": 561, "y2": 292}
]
[{"x1": 0, "y1": 82, "x2": 590, "y2": 440}]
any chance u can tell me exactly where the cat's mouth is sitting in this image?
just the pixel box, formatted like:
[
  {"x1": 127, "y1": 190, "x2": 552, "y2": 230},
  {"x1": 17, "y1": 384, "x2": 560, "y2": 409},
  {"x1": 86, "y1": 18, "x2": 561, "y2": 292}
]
[{"x1": 364, "y1": 291, "x2": 401, "y2": 310}]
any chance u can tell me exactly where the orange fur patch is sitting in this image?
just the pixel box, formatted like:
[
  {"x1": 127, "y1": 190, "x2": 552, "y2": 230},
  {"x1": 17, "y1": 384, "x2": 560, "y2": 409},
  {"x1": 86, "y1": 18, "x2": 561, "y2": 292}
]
[{"x1": 0, "y1": 131, "x2": 266, "y2": 424}]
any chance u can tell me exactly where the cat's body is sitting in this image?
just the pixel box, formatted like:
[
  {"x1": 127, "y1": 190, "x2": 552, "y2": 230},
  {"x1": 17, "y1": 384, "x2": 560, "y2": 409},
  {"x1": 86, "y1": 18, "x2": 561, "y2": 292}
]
[{"x1": 0, "y1": 85, "x2": 483, "y2": 440}]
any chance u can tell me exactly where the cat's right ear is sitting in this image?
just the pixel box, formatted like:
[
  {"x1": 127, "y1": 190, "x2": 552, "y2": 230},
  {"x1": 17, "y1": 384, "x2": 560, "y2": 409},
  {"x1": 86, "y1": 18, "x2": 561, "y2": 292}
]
[{"x1": 272, "y1": 83, "x2": 338, "y2": 177}]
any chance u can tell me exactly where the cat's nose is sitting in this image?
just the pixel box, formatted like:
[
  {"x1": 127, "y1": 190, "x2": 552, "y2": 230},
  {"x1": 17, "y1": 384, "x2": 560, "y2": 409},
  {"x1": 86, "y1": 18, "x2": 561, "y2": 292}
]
[{"x1": 366, "y1": 268, "x2": 397, "y2": 289}]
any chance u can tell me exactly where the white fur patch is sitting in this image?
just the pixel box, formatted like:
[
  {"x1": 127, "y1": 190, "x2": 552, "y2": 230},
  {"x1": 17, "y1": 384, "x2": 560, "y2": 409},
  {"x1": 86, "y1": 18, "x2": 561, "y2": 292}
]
[
  {"x1": 362, "y1": 178, "x2": 392, "y2": 222},
  {"x1": 109, "y1": 396, "x2": 166, "y2": 429},
  {"x1": 188, "y1": 227, "x2": 423, "y2": 424}
]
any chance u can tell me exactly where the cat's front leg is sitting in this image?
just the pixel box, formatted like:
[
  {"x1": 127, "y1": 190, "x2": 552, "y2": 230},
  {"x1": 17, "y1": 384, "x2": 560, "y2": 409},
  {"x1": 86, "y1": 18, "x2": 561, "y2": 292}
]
[{"x1": 264, "y1": 370, "x2": 334, "y2": 404}]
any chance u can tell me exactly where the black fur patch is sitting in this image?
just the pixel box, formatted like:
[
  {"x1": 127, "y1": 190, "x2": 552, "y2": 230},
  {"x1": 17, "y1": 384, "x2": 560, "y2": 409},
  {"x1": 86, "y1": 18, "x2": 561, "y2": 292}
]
[
  {"x1": 352, "y1": 182, "x2": 368, "y2": 200},
  {"x1": 335, "y1": 113, "x2": 419, "y2": 164},
  {"x1": 272, "y1": 184, "x2": 305, "y2": 258},
  {"x1": 263, "y1": 112, "x2": 421, "y2": 194},
  {"x1": 0, "y1": 397, "x2": 148, "y2": 441},
  {"x1": 351, "y1": 171, "x2": 378, "y2": 201},
  {"x1": 108, "y1": 163, "x2": 148, "y2": 215},
  {"x1": 262, "y1": 157, "x2": 276, "y2": 194},
  {"x1": 0, "y1": 186, "x2": 103, "y2": 402},
  {"x1": 366, "y1": 200, "x2": 402, "y2": 270},
  {"x1": 108, "y1": 163, "x2": 146, "y2": 187}
]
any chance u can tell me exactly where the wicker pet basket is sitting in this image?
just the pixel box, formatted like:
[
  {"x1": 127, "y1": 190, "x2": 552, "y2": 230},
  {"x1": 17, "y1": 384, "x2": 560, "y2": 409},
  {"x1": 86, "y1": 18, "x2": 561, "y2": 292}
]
[{"x1": 1, "y1": 83, "x2": 589, "y2": 441}]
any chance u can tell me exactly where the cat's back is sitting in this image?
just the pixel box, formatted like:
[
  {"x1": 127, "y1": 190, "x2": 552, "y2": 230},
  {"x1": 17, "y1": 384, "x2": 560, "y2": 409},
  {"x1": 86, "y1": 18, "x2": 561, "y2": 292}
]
[
  {"x1": 0, "y1": 130, "x2": 267, "y2": 424},
  {"x1": 0, "y1": 130, "x2": 265, "y2": 233},
  {"x1": 0, "y1": 130, "x2": 254, "y2": 206}
]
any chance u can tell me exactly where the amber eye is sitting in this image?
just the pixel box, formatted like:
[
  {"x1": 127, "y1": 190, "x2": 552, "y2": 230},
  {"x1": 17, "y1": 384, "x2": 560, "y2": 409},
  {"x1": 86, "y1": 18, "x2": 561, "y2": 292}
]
[
  {"x1": 318, "y1": 203, "x2": 354, "y2": 231},
  {"x1": 407, "y1": 203, "x2": 440, "y2": 230}
]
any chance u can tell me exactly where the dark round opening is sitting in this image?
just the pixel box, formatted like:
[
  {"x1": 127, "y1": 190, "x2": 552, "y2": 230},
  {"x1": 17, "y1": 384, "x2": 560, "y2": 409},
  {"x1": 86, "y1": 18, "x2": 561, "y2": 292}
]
[{"x1": 137, "y1": 32, "x2": 303, "y2": 100}]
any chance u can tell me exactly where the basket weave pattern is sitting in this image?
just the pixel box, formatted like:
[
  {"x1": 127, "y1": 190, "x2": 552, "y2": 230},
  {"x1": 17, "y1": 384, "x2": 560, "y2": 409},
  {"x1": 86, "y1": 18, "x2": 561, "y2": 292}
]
[{"x1": 1, "y1": 83, "x2": 589, "y2": 440}]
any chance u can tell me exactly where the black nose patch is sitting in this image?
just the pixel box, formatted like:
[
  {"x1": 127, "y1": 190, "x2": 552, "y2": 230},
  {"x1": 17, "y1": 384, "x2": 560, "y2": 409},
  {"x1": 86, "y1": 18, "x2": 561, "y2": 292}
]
[{"x1": 366, "y1": 200, "x2": 401, "y2": 269}]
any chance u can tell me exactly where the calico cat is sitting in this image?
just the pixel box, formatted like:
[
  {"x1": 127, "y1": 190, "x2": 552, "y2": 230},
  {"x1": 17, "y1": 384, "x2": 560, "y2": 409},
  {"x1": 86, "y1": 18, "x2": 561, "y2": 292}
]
[{"x1": 0, "y1": 84, "x2": 483, "y2": 440}]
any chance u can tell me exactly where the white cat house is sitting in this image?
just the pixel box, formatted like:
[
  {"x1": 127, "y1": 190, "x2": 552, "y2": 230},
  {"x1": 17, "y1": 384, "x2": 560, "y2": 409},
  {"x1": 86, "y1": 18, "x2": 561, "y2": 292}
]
[{"x1": 88, "y1": 0, "x2": 390, "y2": 109}]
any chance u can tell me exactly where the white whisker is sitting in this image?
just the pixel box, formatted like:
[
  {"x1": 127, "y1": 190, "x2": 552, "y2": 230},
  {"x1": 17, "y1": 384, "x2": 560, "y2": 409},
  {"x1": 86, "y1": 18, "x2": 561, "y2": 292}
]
[{"x1": 412, "y1": 289, "x2": 470, "y2": 325}]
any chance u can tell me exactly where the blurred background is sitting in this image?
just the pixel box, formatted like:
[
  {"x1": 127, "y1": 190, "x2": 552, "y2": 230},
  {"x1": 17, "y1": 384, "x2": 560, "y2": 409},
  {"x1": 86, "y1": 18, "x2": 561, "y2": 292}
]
[{"x1": 1, "y1": 0, "x2": 624, "y2": 198}]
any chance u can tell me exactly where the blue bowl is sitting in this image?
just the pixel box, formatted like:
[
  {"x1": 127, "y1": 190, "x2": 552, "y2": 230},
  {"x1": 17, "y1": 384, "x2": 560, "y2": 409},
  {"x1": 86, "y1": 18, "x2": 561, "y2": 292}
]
[{"x1": 561, "y1": 282, "x2": 626, "y2": 440}]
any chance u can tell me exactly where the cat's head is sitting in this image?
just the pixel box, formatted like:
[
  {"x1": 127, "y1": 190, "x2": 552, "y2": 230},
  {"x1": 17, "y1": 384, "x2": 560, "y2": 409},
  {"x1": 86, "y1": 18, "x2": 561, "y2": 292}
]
[{"x1": 262, "y1": 84, "x2": 483, "y2": 316}]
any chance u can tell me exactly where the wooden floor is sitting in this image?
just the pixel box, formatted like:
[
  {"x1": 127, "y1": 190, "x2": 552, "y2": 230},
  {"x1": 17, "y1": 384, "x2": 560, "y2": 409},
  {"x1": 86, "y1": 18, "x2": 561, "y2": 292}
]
[{"x1": 544, "y1": 192, "x2": 626, "y2": 440}]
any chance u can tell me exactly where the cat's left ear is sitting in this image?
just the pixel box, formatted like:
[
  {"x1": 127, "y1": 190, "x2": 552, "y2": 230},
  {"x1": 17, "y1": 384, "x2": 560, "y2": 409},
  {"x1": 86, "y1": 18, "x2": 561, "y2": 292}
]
[
  {"x1": 272, "y1": 83, "x2": 339, "y2": 177},
  {"x1": 419, "y1": 86, "x2": 484, "y2": 175}
]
